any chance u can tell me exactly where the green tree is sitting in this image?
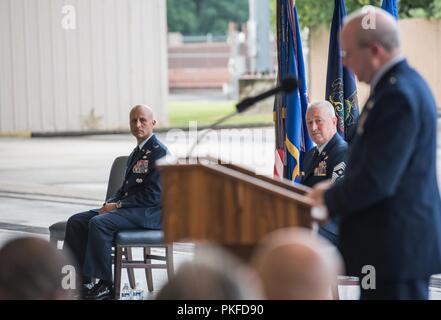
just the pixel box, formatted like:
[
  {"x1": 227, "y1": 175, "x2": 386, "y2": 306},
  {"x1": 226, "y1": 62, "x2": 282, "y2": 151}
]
[
  {"x1": 434, "y1": 0, "x2": 441, "y2": 18},
  {"x1": 400, "y1": 0, "x2": 441, "y2": 18},
  {"x1": 167, "y1": 0, "x2": 249, "y2": 35},
  {"x1": 167, "y1": 0, "x2": 198, "y2": 34},
  {"x1": 270, "y1": 0, "x2": 441, "y2": 30}
]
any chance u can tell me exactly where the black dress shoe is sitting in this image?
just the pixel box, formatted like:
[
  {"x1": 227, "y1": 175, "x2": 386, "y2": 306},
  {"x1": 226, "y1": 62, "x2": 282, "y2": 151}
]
[
  {"x1": 71, "y1": 282, "x2": 95, "y2": 300},
  {"x1": 80, "y1": 282, "x2": 95, "y2": 299},
  {"x1": 84, "y1": 280, "x2": 114, "y2": 300}
]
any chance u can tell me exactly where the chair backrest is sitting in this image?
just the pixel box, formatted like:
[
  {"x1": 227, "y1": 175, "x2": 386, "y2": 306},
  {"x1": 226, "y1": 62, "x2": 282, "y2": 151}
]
[{"x1": 105, "y1": 156, "x2": 129, "y2": 201}]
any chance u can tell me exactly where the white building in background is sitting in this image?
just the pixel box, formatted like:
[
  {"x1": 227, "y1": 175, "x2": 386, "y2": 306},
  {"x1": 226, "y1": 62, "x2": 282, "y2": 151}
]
[{"x1": 0, "y1": 0, "x2": 168, "y2": 134}]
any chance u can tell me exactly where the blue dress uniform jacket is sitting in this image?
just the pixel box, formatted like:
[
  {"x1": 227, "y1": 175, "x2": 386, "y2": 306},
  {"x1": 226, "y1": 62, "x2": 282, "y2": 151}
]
[
  {"x1": 301, "y1": 133, "x2": 348, "y2": 188},
  {"x1": 301, "y1": 133, "x2": 347, "y2": 245},
  {"x1": 106, "y1": 134, "x2": 168, "y2": 229},
  {"x1": 324, "y1": 60, "x2": 441, "y2": 282},
  {"x1": 64, "y1": 134, "x2": 168, "y2": 282}
]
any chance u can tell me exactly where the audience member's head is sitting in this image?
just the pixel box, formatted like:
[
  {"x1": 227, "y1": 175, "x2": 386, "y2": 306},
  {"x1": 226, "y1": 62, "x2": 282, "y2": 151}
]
[
  {"x1": 341, "y1": 6, "x2": 401, "y2": 84},
  {"x1": 156, "y1": 243, "x2": 263, "y2": 300},
  {"x1": 306, "y1": 101, "x2": 338, "y2": 147},
  {"x1": 252, "y1": 228, "x2": 343, "y2": 300},
  {"x1": 0, "y1": 237, "x2": 77, "y2": 300}
]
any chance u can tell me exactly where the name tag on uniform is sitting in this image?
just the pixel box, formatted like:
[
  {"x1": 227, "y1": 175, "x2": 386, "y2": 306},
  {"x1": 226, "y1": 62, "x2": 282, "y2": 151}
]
[
  {"x1": 314, "y1": 161, "x2": 327, "y2": 176},
  {"x1": 133, "y1": 160, "x2": 149, "y2": 174}
]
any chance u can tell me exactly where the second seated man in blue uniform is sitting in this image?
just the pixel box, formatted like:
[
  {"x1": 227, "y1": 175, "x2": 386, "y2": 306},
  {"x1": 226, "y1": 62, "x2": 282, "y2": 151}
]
[
  {"x1": 302, "y1": 100, "x2": 347, "y2": 245},
  {"x1": 63, "y1": 104, "x2": 168, "y2": 300}
]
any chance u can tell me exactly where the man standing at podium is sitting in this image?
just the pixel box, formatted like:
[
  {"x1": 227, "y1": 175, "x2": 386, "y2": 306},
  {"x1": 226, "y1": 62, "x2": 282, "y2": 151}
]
[
  {"x1": 308, "y1": 7, "x2": 441, "y2": 299},
  {"x1": 63, "y1": 105, "x2": 168, "y2": 300},
  {"x1": 302, "y1": 101, "x2": 348, "y2": 245}
]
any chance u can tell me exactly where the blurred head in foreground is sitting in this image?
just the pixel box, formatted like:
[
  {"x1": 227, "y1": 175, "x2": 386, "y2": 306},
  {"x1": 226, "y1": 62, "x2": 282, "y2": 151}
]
[
  {"x1": 156, "y1": 243, "x2": 263, "y2": 300},
  {"x1": 252, "y1": 228, "x2": 343, "y2": 300},
  {"x1": 0, "y1": 237, "x2": 77, "y2": 300}
]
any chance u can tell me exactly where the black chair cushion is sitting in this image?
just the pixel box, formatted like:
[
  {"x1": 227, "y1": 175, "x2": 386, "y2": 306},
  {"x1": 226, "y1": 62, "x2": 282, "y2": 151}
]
[
  {"x1": 49, "y1": 221, "x2": 68, "y2": 240},
  {"x1": 114, "y1": 229, "x2": 164, "y2": 246},
  {"x1": 49, "y1": 221, "x2": 164, "y2": 246},
  {"x1": 49, "y1": 221, "x2": 68, "y2": 232}
]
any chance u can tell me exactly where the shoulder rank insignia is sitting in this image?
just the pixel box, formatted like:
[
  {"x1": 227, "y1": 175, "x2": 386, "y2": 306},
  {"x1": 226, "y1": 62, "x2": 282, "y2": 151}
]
[{"x1": 331, "y1": 162, "x2": 346, "y2": 183}]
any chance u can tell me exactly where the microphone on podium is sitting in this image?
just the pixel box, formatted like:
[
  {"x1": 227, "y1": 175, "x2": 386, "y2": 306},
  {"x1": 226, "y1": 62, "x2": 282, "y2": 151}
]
[
  {"x1": 187, "y1": 77, "x2": 298, "y2": 158},
  {"x1": 235, "y1": 77, "x2": 298, "y2": 113}
]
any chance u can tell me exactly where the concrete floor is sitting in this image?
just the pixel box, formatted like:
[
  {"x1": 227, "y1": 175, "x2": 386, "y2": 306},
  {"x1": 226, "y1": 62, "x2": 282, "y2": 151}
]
[{"x1": 1, "y1": 126, "x2": 441, "y2": 299}]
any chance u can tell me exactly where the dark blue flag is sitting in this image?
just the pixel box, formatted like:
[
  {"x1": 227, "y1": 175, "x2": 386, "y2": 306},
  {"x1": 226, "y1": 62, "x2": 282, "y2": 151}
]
[
  {"x1": 382, "y1": 0, "x2": 398, "y2": 19},
  {"x1": 325, "y1": 0, "x2": 359, "y2": 143},
  {"x1": 274, "y1": 0, "x2": 313, "y2": 181}
]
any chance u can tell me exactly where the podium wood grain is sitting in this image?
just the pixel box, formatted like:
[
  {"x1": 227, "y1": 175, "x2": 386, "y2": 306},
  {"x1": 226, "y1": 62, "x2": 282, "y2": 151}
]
[{"x1": 159, "y1": 159, "x2": 313, "y2": 246}]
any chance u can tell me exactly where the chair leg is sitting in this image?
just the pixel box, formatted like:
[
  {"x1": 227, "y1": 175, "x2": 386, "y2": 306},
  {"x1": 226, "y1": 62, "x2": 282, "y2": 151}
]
[
  {"x1": 125, "y1": 247, "x2": 136, "y2": 289},
  {"x1": 166, "y1": 244, "x2": 174, "y2": 279},
  {"x1": 50, "y1": 236, "x2": 62, "y2": 250},
  {"x1": 144, "y1": 247, "x2": 154, "y2": 292},
  {"x1": 331, "y1": 283, "x2": 340, "y2": 300},
  {"x1": 114, "y1": 246, "x2": 123, "y2": 300},
  {"x1": 336, "y1": 276, "x2": 359, "y2": 300}
]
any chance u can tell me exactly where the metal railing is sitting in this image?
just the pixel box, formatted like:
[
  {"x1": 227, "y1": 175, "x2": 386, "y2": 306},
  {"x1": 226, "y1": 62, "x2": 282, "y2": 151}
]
[{"x1": 182, "y1": 34, "x2": 228, "y2": 43}]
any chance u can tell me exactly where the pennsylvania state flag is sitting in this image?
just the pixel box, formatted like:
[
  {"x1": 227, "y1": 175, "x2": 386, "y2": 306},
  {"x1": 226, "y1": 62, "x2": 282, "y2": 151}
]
[
  {"x1": 382, "y1": 0, "x2": 398, "y2": 19},
  {"x1": 325, "y1": 0, "x2": 359, "y2": 143},
  {"x1": 274, "y1": 0, "x2": 312, "y2": 181}
]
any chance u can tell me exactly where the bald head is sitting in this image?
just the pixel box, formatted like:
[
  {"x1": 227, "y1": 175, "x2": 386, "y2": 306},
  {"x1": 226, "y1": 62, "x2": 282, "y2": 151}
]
[
  {"x1": 129, "y1": 104, "x2": 156, "y2": 144},
  {"x1": 0, "y1": 237, "x2": 77, "y2": 300},
  {"x1": 157, "y1": 244, "x2": 263, "y2": 300},
  {"x1": 130, "y1": 104, "x2": 154, "y2": 119},
  {"x1": 340, "y1": 7, "x2": 401, "y2": 83},
  {"x1": 252, "y1": 228, "x2": 343, "y2": 300},
  {"x1": 344, "y1": 6, "x2": 400, "y2": 52}
]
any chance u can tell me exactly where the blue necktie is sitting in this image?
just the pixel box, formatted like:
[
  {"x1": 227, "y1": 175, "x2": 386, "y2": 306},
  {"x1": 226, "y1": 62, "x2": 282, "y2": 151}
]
[{"x1": 312, "y1": 147, "x2": 320, "y2": 164}]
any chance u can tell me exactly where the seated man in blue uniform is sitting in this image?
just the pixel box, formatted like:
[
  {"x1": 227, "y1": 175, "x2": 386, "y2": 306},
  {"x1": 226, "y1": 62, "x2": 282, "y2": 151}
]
[
  {"x1": 302, "y1": 100, "x2": 347, "y2": 245},
  {"x1": 63, "y1": 104, "x2": 168, "y2": 300}
]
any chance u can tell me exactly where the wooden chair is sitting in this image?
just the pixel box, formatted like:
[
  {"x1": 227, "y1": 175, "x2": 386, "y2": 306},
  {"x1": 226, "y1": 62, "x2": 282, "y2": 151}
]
[
  {"x1": 47, "y1": 155, "x2": 174, "y2": 299},
  {"x1": 332, "y1": 276, "x2": 360, "y2": 300},
  {"x1": 113, "y1": 230, "x2": 174, "y2": 297},
  {"x1": 49, "y1": 156, "x2": 129, "y2": 247}
]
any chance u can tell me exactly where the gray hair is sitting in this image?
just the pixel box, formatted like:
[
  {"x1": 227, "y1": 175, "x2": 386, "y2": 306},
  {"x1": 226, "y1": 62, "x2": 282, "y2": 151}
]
[
  {"x1": 307, "y1": 100, "x2": 336, "y2": 119},
  {"x1": 344, "y1": 6, "x2": 400, "y2": 52}
]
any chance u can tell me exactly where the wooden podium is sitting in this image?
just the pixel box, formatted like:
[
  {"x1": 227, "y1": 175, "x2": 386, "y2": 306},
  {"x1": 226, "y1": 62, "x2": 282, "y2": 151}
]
[{"x1": 158, "y1": 158, "x2": 314, "y2": 260}]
